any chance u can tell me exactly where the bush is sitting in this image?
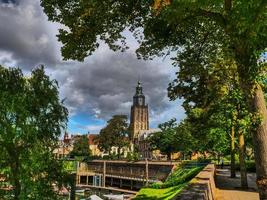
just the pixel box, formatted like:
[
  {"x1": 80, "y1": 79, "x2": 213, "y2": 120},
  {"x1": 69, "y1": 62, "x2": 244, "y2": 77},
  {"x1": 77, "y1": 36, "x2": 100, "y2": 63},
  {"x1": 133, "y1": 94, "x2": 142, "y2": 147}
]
[
  {"x1": 150, "y1": 182, "x2": 163, "y2": 189},
  {"x1": 161, "y1": 166, "x2": 203, "y2": 188},
  {"x1": 235, "y1": 161, "x2": 256, "y2": 172},
  {"x1": 102, "y1": 153, "x2": 118, "y2": 160},
  {"x1": 149, "y1": 165, "x2": 203, "y2": 189},
  {"x1": 126, "y1": 152, "x2": 140, "y2": 161}
]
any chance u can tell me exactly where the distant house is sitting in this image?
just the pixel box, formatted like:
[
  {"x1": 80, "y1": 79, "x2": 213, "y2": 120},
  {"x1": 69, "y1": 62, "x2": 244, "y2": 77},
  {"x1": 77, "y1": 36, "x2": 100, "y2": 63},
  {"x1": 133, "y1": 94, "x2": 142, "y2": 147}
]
[
  {"x1": 87, "y1": 134, "x2": 102, "y2": 156},
  {"x1": 53, "y1": 132, "x2": 73, "y2": 159}
]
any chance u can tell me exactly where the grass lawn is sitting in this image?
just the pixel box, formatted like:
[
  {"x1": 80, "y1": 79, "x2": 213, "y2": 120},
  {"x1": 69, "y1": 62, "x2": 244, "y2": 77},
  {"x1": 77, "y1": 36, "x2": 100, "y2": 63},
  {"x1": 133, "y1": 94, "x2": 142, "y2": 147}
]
[
  {"x1": 134, "y1": 183, "x2": 187, "y2": 200},
  {"x1": 134, "y1": 164, "x2": 204, "y2": 200},
  {"x1": 63, "y1": 160, "x2": 77, "y2": 172}
]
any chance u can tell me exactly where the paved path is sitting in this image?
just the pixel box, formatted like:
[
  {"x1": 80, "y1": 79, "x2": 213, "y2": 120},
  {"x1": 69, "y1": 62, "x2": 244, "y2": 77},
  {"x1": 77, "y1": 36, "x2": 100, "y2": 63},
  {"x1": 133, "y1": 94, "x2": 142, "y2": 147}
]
[{"x1": 215, "y1": 167, "x2": 259, "y2": 200}]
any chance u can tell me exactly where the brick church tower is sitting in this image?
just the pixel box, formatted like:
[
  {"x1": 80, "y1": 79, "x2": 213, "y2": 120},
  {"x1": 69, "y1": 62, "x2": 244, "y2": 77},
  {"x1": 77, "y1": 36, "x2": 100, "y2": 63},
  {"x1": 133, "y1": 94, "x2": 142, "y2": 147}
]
[{"x1": 130, "y1": 81, "x2": 149, "y2": 140}]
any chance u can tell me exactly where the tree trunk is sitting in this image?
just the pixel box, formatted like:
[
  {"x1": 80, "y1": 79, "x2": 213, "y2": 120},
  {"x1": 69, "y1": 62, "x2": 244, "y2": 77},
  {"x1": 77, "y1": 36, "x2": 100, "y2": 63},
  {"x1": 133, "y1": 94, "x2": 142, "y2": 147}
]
[
  {"x1": 217, "y1": 154, "x2": 221, "y2": 165},
  {"x1": 11, "y1": 157, "x2": 21, "y2": 200},
  {"x1": 250, "y1": 84, "x2": 267, "y2": 199},
  {"x1": 238, "y1": 129, "x2": 248, "y2": 188},
  {"x1": 167, "y1": 152, "x2": 171, "y2": 160},
  {"x1": 69, "y1": 173, "x2": 76, "y2": 200},
  {"x1": 230, "y1": 125, "x2": 236, "y2": 178},
  {"x1": 117, "y1": 147, "x2": 121, "y2": 159},
  {"x1": 235, "y1": 48, "x2": 267, "y2": 198}
]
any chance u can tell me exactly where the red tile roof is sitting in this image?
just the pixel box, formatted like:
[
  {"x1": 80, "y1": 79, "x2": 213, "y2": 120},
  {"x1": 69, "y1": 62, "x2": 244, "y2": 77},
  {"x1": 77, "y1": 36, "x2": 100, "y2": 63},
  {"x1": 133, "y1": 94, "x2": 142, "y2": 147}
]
[{"x1": 88, "y1": 134, "x2": 98, "y2": 145}]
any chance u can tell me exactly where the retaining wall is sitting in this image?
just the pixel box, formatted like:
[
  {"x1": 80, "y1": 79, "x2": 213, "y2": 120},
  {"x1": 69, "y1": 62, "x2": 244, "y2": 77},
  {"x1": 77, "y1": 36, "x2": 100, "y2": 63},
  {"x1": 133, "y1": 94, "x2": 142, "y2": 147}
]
[{"x1": 174, "y1": 164, "x2": 217, "y2": 200}]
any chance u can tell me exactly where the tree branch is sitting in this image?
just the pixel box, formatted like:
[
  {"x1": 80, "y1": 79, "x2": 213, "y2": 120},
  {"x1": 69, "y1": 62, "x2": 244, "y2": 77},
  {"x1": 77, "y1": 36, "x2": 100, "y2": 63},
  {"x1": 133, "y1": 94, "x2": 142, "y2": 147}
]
[
  {"x1": 252, "y1": 0, "x2": 267, "y2": 23},
  {"x1": 224, "y1": 0, "x2": 232, "y2": 12},
  {"x1": 198, "y1": 9, "x2": 227, "y2": 28}
]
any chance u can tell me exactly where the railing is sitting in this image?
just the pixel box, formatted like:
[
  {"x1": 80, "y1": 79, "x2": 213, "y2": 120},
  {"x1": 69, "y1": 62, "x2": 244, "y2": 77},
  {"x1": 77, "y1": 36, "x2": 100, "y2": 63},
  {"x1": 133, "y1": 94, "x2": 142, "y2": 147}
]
[{"x1": 77, "y1": 161, "x2": 174, "y2": 183}]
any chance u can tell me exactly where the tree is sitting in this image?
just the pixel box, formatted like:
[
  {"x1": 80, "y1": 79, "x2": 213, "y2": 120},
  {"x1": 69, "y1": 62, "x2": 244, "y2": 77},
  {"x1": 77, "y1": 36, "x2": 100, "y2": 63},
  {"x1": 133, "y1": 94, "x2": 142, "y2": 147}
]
[
  {"x1": 174, "y1": 120, "x2": 197, "y2": 159},
  {"x1": 108, "y1": 115, "x2": 129, "y2": 159},
  {"x1": 148, "y1": 119, "x2": 178, "y2": 160},
  {"x1": 96, "y1": 115, "x2": 129, "y2": 159},
  {"x1": 0, "y1": 66, "x2": 68, "y2": 200},
  {"x1": 94, "y1": 128, "x2": 114, "y2": 155},
  {"x1": 41, "y1": 1, "x2": 267, "y2": 197},
  {"x1": 70, "y1": 135, "x2": 92, "y2": 158},
  {"x1": 184, "y1": 107, "x2": 230, "y2": 161},
  {"x1": 169, "y1": 52, "x2": 250, "y2": 187}
]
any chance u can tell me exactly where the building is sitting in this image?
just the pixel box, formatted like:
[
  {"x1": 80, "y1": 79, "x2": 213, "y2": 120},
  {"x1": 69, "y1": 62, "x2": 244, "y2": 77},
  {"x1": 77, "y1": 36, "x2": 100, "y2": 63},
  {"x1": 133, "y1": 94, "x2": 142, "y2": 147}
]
[
  {"x1": 87, "y1": 134, "x2": 102, "y2": 156},
  {"x1": 129, "y1": 81, "x2": 161, "y2": 159},
  {"x1": 53, "y1": 132, "x2": 73, "y2": 159},
  {"x1": 54, "y1": 132, "x2": 103, "y2": 158},
  {"x1": 137, "y1": 129, "x2": 161, "y2": 159},
  {"x1": 129, "y1": 81, "x2": 149, "y2": 141}
]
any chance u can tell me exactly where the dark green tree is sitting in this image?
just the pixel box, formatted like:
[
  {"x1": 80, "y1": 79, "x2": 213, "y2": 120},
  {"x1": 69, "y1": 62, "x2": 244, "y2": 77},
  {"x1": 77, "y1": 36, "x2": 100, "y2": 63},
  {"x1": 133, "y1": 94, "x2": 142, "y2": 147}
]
[
  {"x1": 0, "y1": 66, "x2": 68, "y2": 200},
  {"x1": 96, "y1": 115, "x2": 129, "y2": 159},
  {"x1": 95, "y1": 128, "x2": 114, "y2": 155},
  {"x1": 108, "y1": 115, "x2": 129, "y2": 159},
  {"x1": 41, "y1": 1, "x2": 267, "y2": 197},
  {"x1": 175, "y1": 120, "x2": 198, "y2": 159},
  {"x1": 169, "y1": 53, "x2": 251, "y2": 187},
  {"x1": 148, "y1": 118, "x2": 178, "y2": 160},
  {"x1": 70, "y1": 135, "x2": 92, "y2": 158}
]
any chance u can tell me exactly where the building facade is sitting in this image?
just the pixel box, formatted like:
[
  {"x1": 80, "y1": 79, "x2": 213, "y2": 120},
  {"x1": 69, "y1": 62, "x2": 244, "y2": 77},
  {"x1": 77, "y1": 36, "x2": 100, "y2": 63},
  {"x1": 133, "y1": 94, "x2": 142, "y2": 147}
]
[
  {"x1": 129, "y1": 81, "x2": 149, "y2": 140},
  {"x1": 137, "y1": 129, "x2": 161, "y2": 159},
  {"x1": 87, "y1": 134, "x2": 102, "y2": 156}
]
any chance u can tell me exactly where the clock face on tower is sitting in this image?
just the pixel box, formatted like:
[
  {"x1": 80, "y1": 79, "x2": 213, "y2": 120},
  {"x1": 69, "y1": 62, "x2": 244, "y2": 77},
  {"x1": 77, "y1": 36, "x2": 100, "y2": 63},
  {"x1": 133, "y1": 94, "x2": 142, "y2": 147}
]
[{"x1": 138, "y1": 98, "x2": 143, "y2": 106}]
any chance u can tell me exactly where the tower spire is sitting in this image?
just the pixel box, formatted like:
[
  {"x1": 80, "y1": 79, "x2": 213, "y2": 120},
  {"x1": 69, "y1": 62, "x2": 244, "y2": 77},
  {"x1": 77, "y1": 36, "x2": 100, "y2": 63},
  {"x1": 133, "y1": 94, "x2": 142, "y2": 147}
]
[
  {"x1": 130, "y1": 81, "x2": 149, "y2": 140},
  {"x1": 136, "y1": 80, "x2": 143, "y2": 95}
]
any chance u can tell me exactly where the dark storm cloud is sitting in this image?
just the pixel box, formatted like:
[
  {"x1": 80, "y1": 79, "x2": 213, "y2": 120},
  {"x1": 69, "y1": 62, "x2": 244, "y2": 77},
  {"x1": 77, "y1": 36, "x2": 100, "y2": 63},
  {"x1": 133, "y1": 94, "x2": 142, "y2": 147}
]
[
  {"x1": 56, "y1": 52, "x2": 171, "y2": 120},
  {"x1": 0, "y1": 0, "x2": 60, "y2": 69},
  {"x1": 0, "y1": 0, "x2": 16, "y2": 4},
  {"x1": 0, "y1": 0, "x2": 183, "y2": 127}
]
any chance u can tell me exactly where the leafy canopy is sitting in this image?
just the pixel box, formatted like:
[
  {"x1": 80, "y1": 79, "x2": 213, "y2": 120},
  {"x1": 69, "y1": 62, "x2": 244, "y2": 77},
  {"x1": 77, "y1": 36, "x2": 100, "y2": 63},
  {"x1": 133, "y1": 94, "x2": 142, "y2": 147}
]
[
  {"x1": 95, "y1": 115, "x2": 129, "y2": 157},
  {"x1": 0, "y1": 66, "x2": 68, "y2": 200},
  {"x1": 41, "y1": 1, "x2": 266, "y2": 71},
  {"x1": 70, "y1": 135, "x2": 92, "y2": 158}
]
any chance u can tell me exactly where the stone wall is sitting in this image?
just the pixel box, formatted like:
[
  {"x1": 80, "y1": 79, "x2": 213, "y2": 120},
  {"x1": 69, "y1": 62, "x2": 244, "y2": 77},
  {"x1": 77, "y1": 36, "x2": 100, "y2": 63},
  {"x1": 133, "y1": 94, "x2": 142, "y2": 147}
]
[{"x1": 174, "y1": 164, "x2": 217, "y2": 200}]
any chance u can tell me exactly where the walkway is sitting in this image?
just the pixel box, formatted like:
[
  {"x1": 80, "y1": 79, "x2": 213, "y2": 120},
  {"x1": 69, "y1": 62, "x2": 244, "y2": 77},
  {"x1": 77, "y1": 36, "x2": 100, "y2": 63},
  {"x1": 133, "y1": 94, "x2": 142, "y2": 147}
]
[{"x1": 215, "y1": 167, "x2": 259, "y2": 200}]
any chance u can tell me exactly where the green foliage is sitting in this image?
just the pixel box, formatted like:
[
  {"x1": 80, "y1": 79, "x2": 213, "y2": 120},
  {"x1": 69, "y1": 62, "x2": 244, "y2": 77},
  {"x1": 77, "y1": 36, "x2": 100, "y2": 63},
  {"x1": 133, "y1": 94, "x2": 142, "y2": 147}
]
[
  {"x1": 174, "y1": 120, "x2": 197, "y2": 154},
  {"x1": 148, "y1": 118, "x2": 205, "y2": 159},
  {"x1": 235, "y1": 161, "x2": 256, "y2": 173},
  {"x1": 70, "y1": 135, "x2": 92, "y2": 158},
  {"x1": 0, "y1": 65, "x2": 68, "y2": 200},
  {"x1": 163, "y1": 166, "x2": 203, "y2": 188},
  {"x1": 134, "y1": 184, "x2": 186, "y2": 200},
  {"x1": 126, "y1": 151, "x2": 140, "y2": 161},
  {"x1": 94, "y1": 128, "x2": 113, "y2": 154},
  {"x1": 40, "y1": 0, "x2": 266, "y2": 79},
  {"x1": 40, "y1": 1, "x2": 267, "y2": 196},
  {"x1": 148, "y1": 118, "x2": 177, "y2": 159},
  {"x1": 102, "y1": 154, "x2": 117, "y2": 160},
  {"x1": 135, "y1": 165, "x2": 203, "y2": 200},
  {"x1": 63, "y1": 160, "x2": 77, "y2": 172},
  {"x1": 150, "y1": 165, "x2": 203, "y2": 189},
  {"x1": 95, "y1": 115, "x2": 130, "y2": 158}
]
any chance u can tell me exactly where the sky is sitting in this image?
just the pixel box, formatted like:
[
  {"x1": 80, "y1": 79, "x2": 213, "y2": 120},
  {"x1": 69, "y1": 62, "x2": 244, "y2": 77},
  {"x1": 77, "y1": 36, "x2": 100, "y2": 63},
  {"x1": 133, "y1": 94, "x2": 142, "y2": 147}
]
[{"x1": 0, "y1": 0, "x2": 185, "y2": 135}]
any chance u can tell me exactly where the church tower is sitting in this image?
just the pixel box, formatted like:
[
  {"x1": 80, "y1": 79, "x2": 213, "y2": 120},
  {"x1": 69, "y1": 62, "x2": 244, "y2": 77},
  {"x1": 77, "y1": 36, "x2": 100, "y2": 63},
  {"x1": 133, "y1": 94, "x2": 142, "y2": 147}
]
[{"x1": 130, "y1": 81, "x2": 149, "y2": 140}]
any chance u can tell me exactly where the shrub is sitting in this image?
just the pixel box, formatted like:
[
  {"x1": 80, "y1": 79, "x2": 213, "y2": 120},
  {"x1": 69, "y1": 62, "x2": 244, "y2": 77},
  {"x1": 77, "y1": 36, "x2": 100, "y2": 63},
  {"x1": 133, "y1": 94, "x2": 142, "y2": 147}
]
[
  {"x1": 148, "y1": 165, "x2": 203, "y2": 189},
  {"x1": 235, "y1": 161, "x2": 256, "y2": 172},
  {"x1": 149, "y1": 182, "x2": 163, "y2": 189}
]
